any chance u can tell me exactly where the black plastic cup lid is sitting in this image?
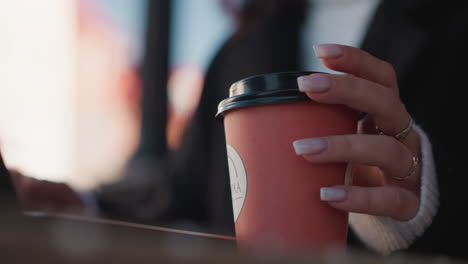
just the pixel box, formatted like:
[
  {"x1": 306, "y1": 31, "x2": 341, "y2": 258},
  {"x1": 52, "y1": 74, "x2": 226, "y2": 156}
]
[{"x1": 216, "y1": 71, "x2": 318, "y2": 118}]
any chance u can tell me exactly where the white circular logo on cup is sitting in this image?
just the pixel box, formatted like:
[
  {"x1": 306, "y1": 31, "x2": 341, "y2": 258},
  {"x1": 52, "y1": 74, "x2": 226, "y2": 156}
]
[{"x1": 226, "y1": 144, "x2": 247, "y2": 223}]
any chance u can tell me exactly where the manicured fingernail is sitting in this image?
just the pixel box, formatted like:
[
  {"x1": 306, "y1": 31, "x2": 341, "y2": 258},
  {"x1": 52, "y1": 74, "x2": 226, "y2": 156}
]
[
  {"x1": 297, "y1": 75, "x2": 333, "y2": 92},
  {"x1": 313, "y1": 44, "x2": 344, "y2": 59},
  {"x1": 293, "y1": 138, "x2": 327, "y2": 155},
  {"x1": 320, "y1": 187, "x2": 347, "y2": 201}
]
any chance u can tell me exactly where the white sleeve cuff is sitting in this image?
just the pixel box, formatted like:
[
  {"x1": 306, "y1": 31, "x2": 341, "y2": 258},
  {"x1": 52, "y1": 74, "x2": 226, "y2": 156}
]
[{"x1": 349, "y1": 124, "x2": 439, "y2": 255}]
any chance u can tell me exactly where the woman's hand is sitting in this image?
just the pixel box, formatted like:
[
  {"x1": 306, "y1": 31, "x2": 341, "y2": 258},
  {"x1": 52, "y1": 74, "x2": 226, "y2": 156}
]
[{"x1": 293, "y1": 44, "x2": 421, "y2": 221}]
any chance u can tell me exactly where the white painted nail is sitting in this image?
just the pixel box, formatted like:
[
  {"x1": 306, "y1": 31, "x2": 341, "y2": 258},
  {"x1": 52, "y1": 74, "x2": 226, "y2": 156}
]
[
  {"x1": 313, "y1": 44, "x2": 344, "y2": 59},
  {"x1": 320, "y1": 187, "x2": 347, "y2": 201},
  {"x1": 297, "y1": 75, "x2": 332, "y2": 92},
  {"x1": 293, "y1": 138, "x2": 327, "y2": 155}
]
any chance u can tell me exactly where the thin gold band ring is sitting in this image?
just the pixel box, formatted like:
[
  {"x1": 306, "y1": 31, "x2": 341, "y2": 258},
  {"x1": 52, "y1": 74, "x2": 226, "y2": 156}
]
[
  {"x1": 393, "y1": 155, "x2": 420, "y2": 180},
  {"x1": 376, "y1": 118, "x2": 413, "y2": 142}
]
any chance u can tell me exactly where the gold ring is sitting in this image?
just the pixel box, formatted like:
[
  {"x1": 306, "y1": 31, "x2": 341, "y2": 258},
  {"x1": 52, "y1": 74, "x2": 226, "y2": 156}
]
[
  {"x1": 393, "y1": 155, "x2": 420, "y2": 180},
  {"x1": 376, "y1": 118, "x2": 413, "y2": 142}
]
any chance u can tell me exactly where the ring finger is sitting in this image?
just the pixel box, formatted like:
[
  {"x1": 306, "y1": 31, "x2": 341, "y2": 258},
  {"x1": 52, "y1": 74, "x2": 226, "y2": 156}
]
[{"x1": 293, "y1": 134, "x2": 420, "y2": 190}]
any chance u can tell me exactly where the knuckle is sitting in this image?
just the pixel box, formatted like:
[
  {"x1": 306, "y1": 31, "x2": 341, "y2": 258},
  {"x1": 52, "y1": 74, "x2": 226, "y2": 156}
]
[
  {"x1": 324, "y1": 75, "x2": 358, "y2": 104},
  {"x1": 337, "y1": 136, "x2": 355, "y2": 158},
  {"x1": 388, "y1": 136, "x2": 403, "y2": 154},
  {"x1": 380, "y1": 84, "x2": 396, "y2": 101},
  {"x1": 381, "y1": 60, "x2": 398, "y2": 85},
  {"x1": 346, "y1": 75, "x2": 361, "y2": 98},
  {"x1": 362, "y1": 189, "x2": 373, "y2": 214},
  {"x1": 373, "y1": 84, "x2": 397, "y2": 119},
  {"x1": 384, "y1": 87, "x2": 403, "y2": 109},
  {"x1": 391, "y1": 189, "x2": 404, "y2": 216},
  {"x1": 382, "y1": 60, "x2": 396, "y2": 75},
  {"x1": 319, "y1": 75, "x2": 344, "y2": 103},
  {"x1": 391, "y1": 189, "x2": 416, "y2": 220},
  {"x1": 369, "y1": 188, "x2": 395, "y2": 217},
  {"x1": 395, "y1": 144, "x2": 410, "y2": 167},
  {"x1": 381, "y1": 137, "x2": 406, "y2": 172},
  {"x1": 381, "y1": 135, "x2": 402, "y2": 157},
  {"x1": 342, "y1": 74, "x2": 361, "y2": 93}
]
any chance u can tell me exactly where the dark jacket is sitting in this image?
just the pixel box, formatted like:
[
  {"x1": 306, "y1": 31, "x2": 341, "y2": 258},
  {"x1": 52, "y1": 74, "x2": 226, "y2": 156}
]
[{"x1": 97, "y1": 0, "x2": 468, "y2": 258}]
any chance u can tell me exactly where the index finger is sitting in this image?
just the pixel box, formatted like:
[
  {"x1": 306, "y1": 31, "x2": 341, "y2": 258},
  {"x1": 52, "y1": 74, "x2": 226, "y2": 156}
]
[{"x1": 313, "y1": 44, "x2": 398, "y2": 91}]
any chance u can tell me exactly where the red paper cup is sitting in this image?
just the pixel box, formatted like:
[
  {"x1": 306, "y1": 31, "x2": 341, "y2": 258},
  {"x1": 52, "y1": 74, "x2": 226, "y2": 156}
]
[{"x1": 217, "y1": 72, "x2": 358, "y2": 252}]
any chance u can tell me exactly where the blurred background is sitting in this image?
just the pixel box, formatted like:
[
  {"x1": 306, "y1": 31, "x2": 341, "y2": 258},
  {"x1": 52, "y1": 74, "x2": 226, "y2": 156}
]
[{"x1": 0, "y1": 0, "x2": 233, "y2": 190}]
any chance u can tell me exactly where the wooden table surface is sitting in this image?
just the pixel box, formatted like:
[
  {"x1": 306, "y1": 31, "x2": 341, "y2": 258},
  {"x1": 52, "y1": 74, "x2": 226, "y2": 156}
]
[{"x1": 1, "y1": 196, "x2": 465, "y2": 264}]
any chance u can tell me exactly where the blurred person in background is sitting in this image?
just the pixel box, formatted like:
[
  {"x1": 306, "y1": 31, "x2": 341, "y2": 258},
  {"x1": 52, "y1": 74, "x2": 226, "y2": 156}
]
[{"x1": 7, "y1": 0, "x2": 468, "y2": 258}]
